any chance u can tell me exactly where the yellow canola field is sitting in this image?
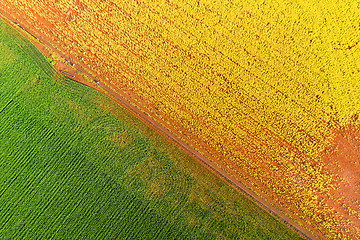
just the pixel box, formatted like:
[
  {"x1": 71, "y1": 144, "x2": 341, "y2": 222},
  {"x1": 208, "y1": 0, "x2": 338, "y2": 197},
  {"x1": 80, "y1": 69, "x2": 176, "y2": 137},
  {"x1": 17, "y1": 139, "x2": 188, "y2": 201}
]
[{"x1": 1, "y1": 0, "x2": 360, "y2": 238}]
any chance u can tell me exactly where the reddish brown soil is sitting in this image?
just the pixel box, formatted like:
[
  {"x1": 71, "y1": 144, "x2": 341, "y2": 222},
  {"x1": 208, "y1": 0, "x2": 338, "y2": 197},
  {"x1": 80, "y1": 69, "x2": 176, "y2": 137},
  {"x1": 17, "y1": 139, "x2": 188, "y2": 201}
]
[{"x1": 321, "y1": 124, "x2": 360, "y2": 238}]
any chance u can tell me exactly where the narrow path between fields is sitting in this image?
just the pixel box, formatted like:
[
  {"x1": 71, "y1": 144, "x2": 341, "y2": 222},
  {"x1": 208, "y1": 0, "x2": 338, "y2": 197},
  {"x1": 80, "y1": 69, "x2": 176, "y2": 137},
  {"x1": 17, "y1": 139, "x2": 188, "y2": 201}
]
[{"x1": 0, "y1": 11, "x2": 322, "y2": 240}]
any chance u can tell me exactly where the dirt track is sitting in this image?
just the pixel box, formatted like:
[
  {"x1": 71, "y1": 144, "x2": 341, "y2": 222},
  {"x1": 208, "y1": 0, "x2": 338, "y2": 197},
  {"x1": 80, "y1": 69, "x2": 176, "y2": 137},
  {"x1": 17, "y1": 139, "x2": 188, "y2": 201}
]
[{"x1": 0, "y1": 11, "x2": 322, "y2": 240}]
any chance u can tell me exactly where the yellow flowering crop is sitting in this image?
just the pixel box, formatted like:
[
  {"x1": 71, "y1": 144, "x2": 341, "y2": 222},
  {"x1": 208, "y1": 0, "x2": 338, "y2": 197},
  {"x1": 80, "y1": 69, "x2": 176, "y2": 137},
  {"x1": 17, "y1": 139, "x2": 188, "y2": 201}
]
[{"x1": 1, "y1": 0, "x2": 360, "y2": 238}]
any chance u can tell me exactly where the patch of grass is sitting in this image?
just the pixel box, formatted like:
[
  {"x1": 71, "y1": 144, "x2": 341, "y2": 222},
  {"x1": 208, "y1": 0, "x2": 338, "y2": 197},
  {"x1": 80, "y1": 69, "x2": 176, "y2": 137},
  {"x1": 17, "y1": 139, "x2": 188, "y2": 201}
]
[{"x1": 0, "y1": 18, "x2": 302, "y2": 239}]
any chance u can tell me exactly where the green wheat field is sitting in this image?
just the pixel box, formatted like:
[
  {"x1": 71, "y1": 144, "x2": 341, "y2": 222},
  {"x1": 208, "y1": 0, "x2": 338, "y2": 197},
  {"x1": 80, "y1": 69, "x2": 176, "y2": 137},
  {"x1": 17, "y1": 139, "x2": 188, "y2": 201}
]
[{"x1": 0, "y1": 18, "x2": 302, "y2": 239}]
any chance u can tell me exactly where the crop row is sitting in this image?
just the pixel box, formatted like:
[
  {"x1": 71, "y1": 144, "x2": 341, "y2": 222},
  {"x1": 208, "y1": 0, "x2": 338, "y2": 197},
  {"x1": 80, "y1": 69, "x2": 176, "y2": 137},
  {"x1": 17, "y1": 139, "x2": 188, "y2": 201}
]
[{"x1": 0, "y1": 17, "x2": 302, "y2": 239}]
